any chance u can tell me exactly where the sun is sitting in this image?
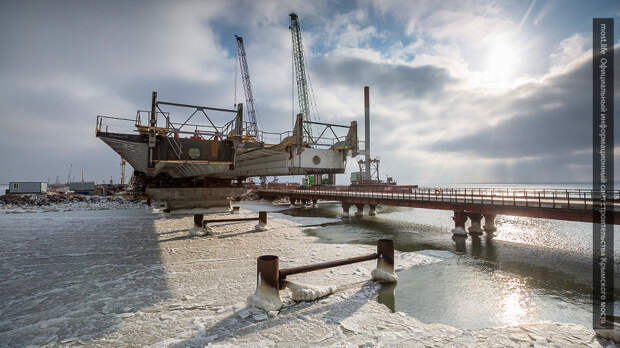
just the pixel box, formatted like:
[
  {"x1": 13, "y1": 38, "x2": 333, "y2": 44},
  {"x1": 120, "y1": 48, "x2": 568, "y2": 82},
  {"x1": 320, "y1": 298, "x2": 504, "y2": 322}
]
[{"x1": 484, "y1": 40, "x2": 520, "y2": 86}]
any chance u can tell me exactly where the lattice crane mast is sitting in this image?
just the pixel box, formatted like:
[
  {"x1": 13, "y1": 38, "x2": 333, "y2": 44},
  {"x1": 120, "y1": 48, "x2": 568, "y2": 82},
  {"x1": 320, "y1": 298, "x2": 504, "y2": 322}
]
[
  {"x1": 235, "y1": 35, "x2": 260, "y2": 142},
  {"x1": 289, "y1": 13, "x2": 315, "y2": 143}
]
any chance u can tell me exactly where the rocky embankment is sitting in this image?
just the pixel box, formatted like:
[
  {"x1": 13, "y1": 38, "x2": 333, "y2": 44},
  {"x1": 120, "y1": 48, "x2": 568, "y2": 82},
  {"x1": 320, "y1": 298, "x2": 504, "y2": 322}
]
[{"x1": 0, "y1": 192, "x2": 147, "y2": 213}]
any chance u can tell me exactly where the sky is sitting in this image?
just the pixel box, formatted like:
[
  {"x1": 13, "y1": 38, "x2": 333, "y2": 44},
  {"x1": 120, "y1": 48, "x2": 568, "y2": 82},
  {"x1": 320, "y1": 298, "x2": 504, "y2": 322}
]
[{"x1": 1, "y1": 0, "x2": 619, "y2": 185}]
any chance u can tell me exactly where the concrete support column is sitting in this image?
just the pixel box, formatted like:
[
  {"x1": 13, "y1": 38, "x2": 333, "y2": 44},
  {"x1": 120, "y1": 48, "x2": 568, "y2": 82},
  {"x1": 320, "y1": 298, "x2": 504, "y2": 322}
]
[
  {"x1": 483, "y1": 214, "x2": 497, "y2": 234},
  {"x1": 355, "y1": 204, "x2": 365, "y2": 217},
  {"x1": 342, "y1": 203, "x2": 351, "y2": 218},
  {"x1": 467, "y1": 213, "x2": 483, "y2": 236},
  {"x1": 452, "y1": 211, "x2": 467, "y2": 236},
  {"x1": 368, "y1": 204, "x2": 377, "y2": 216}
]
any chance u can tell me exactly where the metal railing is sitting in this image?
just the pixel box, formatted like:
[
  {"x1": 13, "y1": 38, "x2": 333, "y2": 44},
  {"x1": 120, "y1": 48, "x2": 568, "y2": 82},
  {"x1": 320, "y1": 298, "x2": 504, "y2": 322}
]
[{"x1": 257, "y1": 187, "x2": 620, "y2": 210}]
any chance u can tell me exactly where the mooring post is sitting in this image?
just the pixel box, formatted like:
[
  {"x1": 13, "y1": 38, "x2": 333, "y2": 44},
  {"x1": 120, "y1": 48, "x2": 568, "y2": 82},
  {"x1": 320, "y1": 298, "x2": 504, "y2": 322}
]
[
  {"x1": 193, "y1": 214, "x2": 204, "y2": 228},
  {"x1": 258, "y1": 211, "x2": 267, "y2": 225},
  {"x1": 255, "y1": 210, "x2": 269, "y2": 231},
  {"x1": 312, "y1": 199, "x2": 318, "y2": 208},
  {"x1": 368, "y1": 204, "x2": 377, "y2": 216},
  {"x1": 467, "y1": 212, "x2": 483, "y2": 237},
  {"x1": 190, "y1": 213, "x2": 209, "y2": 236},
  {"x1": 231, "y1": 206, "x2": 240, "y2": 214},
  {"x1": 247, "y1": 255, "x2": 282, "y2": 311},
  {"x1": 146, "y1": 197, "x2": 151, "y2": 206},
  {"x1": 289, "y1": 197, "x2": 296, "y2": 207},
  {"x1": 372, "y1": 239, "x2": 396, "y2": 282}
]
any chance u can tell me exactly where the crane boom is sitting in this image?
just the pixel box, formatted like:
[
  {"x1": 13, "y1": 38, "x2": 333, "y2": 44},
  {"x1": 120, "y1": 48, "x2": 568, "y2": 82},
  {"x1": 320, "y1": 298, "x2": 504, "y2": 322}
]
[
  {"x1": 289, "y1": 13, "x2": 313, "y2": 142},
  {"x1": 235, "y1": 35, "x2": 260, "y2": 141}
]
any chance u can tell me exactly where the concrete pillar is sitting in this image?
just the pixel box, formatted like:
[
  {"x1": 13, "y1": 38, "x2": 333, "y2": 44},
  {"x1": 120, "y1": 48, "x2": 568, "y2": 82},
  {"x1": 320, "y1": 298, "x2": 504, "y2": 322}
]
[
  {"x1": 483, "y1": 214, "x2": 497, "y2": 234},
  {"x1": 312, "y1": 199, "x2": 318, "y2": 208},
  {"x1": 368, "y1": 204, "x2": 377, "y2": 216},
  {"x1": 451, "y1": 211, "x2": 467, "y2": 236},
  {"x1": 467, "y1": 212, "x2": 483, "y2": 236},
  {"x1": 342, "y1": 203, "x2": 351, "y2": 218},
  {"x1": 355, "y1": 204, "x2": 364, "y2": 217}
]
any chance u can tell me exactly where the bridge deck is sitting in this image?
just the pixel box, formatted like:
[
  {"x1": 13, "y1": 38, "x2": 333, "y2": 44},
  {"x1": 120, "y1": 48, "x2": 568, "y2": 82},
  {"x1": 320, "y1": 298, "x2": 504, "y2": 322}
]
[{"x1": 257, "y1": 187, "x2": 620, "y2": 224}]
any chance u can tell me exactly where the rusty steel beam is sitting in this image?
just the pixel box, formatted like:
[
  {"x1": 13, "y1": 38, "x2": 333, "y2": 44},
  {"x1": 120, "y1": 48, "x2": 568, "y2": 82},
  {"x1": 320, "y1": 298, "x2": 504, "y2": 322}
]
[
  {"x1": 157, "y1": 101, "x2": 238, "y2": 113},
  {"x1": 280, "y1": 253, "x2": 378, "y2": 279},
  {"x1": 279, "y1": 238, "x2": 394, "y2": 279},
  {"x1": 203, "y1": 211, "x2": 267, "y2": 224}
]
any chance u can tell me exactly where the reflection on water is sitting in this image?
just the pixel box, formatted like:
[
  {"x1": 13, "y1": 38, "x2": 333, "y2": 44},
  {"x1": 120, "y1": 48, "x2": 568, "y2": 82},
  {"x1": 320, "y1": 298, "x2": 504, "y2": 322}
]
[
  {"x1": 241, "y1": 200, "x2": 620, "y2": 329},
  {"x1": 377, "y1": 283, "x2": 396, "y2": 313}
]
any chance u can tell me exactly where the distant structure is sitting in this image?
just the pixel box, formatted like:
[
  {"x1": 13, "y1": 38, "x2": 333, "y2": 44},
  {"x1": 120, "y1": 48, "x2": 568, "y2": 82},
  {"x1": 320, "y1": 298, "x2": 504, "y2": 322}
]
[
  {"x1": 49, "y1": 184, "x2": 70, "y2": 193},
  {"x1": 69, "y1": 182, "x2": 96, "y2": 195},
  {"x1": 8, "y1": 182, "x2": 48, "y2": 194}
]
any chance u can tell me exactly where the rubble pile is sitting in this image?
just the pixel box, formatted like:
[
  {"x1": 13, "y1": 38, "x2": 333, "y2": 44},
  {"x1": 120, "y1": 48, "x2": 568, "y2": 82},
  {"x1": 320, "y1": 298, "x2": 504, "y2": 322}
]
[{"x1": 0, "y1": 192, "x2": 146, "y2": 213}]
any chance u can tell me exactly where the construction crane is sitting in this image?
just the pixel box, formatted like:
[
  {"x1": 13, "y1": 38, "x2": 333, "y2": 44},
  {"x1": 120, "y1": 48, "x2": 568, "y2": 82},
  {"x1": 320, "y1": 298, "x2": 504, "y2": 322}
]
[
  {"x1": 235, "y1": 35, "x2": 260, "y2": 142},
  {"x1": 289, "y1": 13, "x2": 317, "y2": 143}
]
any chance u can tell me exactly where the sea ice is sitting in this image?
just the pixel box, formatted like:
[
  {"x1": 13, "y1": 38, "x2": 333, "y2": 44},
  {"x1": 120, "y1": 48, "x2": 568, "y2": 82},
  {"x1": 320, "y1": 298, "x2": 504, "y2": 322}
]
[{"x1": 285, "y1": 281, "x2": 337, "y2": 301}]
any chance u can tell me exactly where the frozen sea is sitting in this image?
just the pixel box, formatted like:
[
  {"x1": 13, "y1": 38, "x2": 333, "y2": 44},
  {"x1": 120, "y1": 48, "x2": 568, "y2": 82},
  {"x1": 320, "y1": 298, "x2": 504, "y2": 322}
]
[{"x1": 0, "y1": 184, "x2": 618, "y2": 346}]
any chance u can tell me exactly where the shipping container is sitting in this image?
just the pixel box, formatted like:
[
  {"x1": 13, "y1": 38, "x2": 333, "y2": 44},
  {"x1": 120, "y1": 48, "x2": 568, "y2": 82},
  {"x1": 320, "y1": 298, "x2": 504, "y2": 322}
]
[{"x1": 8, "y1": 182, "x2": 48, "y2": 194}]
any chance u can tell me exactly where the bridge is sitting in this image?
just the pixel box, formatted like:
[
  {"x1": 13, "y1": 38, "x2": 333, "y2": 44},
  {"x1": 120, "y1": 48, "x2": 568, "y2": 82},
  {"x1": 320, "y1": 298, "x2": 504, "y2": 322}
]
[{"x1": 255, "y1": 185, "x2": 620, "y2": 237}]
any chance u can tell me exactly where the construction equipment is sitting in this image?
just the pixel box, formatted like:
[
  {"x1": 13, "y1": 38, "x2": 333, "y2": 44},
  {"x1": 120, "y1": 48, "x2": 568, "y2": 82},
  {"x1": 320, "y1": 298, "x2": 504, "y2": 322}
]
[
  {"x1": 235, "y1": 35, "x2": 260, "y2": 142},
  {"x1": 289, "y1": 13, "x2": 317, "y2": 143}
]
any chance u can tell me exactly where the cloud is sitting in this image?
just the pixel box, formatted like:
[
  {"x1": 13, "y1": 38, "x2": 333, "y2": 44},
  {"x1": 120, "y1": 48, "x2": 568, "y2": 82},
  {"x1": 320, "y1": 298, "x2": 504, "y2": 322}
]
[
  {"x1": 0, "y1": 0, "x2": 613, "y2": 185},
  {"x1": 313, "y1": 55, "x2": 455, "y2": 99},
  {"x1": 424, "y1": 45, "x2": 620, "y2": 183}
]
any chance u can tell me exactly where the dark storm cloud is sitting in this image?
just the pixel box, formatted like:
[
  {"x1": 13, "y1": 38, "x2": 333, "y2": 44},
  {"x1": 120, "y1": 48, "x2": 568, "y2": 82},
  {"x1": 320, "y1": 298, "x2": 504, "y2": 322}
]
[{"x1": 313, "y1": 56, "x2": 455, "y2": 99}]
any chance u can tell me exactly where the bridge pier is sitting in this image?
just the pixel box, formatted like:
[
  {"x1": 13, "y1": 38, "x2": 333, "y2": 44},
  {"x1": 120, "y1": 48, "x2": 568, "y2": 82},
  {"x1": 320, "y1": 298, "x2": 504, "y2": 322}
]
[
  {"x1": 342, "y1": 203, "x2": 351, "y2": 218},
  {"x1": 369, "y1": 204, "x2": 376, "y2": 216},
  {"x1": 452, "y1": 211, "x2": 467, "y2": 236},
  {"x1": 467, "y1": 213, "x2": 483, "y2": 236},
  {"x1": 355, "y1": 204, "x2": 364, "y2": 217},
  {"x1": 483, "y1": 214, "x2": 497, "y2": 234}
]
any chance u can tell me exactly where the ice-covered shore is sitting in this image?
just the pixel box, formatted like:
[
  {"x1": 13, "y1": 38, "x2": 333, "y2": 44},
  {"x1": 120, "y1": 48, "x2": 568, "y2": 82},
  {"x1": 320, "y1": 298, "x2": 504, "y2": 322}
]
[
  {"x1": 0, "y1": 193, "x2": 147, "y2": 213},
  {"x1": 0, "y1": 207, "x2": 612, "y2": 347}
]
